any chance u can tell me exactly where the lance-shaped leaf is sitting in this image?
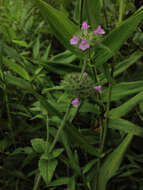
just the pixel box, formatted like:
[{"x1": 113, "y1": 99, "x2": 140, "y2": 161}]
[
  {"x1": 108, "y1": 118, "x2": 143, "y2": 137},
  {"x1": 82, "y1": 0, "x2": 102, "y2": 28},
  {"x1": 33, "y1": 0, "x2": 84, "y2": 58},
  {"x1": 109, "y1": 91, "x2": 143, "y2": 118},
  {"x1": 3, "y1": 57, "x2": 30, "y2": 81},
  {"x1": 98, "y1": 132, "x2": 134, "y2": 190},
  {"x1": 94, "y1": 7, "x2": 143, "y2": 67}
]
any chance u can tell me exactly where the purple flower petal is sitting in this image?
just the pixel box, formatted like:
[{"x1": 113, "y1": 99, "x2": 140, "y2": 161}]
[
  {"x1": 93, "y1": 85, "x2": 102, "y2": 93},
  {"x1": 70, "y1": 35, "x2": 80, "y2": 45},
  {"x1": 79, "y1": 40, "x2": 90, "y2": 51},
  {"x1": 83, "y1": 72, "x2": 87, "y2": 76},
  {"x1": 72, "y1": 98, "x2": 80, "y2": 107},
  {"x1": 81, "y1": 21, "x2": 89, "y2": 30},
  {"x1": 94, "y1": 25, "x2": 105, "y2": 35}
]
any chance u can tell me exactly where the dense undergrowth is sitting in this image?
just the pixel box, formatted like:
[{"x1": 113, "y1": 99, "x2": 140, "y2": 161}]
[{"x1": 1, "y1": 0, "x2": 143, "y2": 189}]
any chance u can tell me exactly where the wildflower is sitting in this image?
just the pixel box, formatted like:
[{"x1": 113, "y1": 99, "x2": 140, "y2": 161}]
[
  {"x1": 94, "y1": 25, "x2": 105, "y2": 35},
  {"x1": 93, "y1": 85, "x2": 102, "y2": 93},
  {"x1": 83, "y1": 72, "x2": 87, "y2": 76},
  {"x1": 81, "y1": 21, "x2": 89, "y2": 30},
  {"x1": 79, "y1": 40, "x2": 90, "y2": 51},
  {"x1": 72, "y1": 98, "x2": 80, "y2": 107},
  {"x1": 70, "y1": 35, "x2": 80, "y2": 45}
]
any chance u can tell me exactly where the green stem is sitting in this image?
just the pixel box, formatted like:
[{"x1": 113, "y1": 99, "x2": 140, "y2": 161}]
[
  {"x1": 96, "y1": 65, "x2": 114, "y2": 189},
  {"x1": 100, "y1": 63, "x2": 114, "y2": 154},
  {"x1": 80, "y1": 60, "x2": 87, "y2": 80},
  {"x1": 118, "y1": 0, "x2": 125, "y2": 25},
  {"x1": 33, "y1": 172, "x2": 41, "y2": 190},
  {"x1": 45, "y1": 115, "x2": 49, "y2": 154},
  {"x1": 48, "y1": 102, "x2": 71, "y2": 153},
  {"x1": 4, "y1": 85, "x2": 16, "y2": 147}
]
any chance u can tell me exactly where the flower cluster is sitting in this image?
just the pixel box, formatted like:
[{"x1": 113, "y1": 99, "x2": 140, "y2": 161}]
[
  {"x1": 61, "y1": 72, "x2": 102, "y2": 108},
  {"x1": 72, "y1": 84, "x2": 102, "y2": 108},
  {"x1": 70, "y1": 21, "x2": 105, "y2": 51}
]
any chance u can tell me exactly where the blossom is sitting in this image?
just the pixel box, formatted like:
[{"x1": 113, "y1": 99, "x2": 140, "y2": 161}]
[
  {"x1": 93, "y1": 85, "x2": 102, "y2": 93},
  {"x1": 94, "y1": 25, "x2": 105, "y2": 35},
  {"x1": 72, "y1": 98, "x2": 80, "y2": 107},
  {"x1": 81, "y1": 21, "x2": 89, "y2": 30},
  {"x1": 83, "y1": 72, "x2": 87, "y2": 76},
  {"x1": 70, "y1": 35, "x2": 80, "y2": 45},
  {"x1": 79, "y1": 40, "x2": 90, "y2": 51}
]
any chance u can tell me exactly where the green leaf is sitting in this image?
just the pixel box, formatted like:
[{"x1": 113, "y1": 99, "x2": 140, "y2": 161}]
[
  {"x1": 109, "y1": 118, "x2": 143, "y2": 137},
  {"x1": 39, "y1": 158, "x2": 58, "y2": 184},
  {"x1": 103, "y1": 81, "x2": 143, "y2": 101},
  {"x1": 6, "y1": 74, "x2": 32, "y2": 90},
  {"x1": 33, "y1": 37, "x2": 40, "y2": 59},
  {"x1": 61, "y1": 131, "x2": 81, "y2": 175},
  {"x1": 46, "y1": 177, "x2": 69, "y2": 187},
  {"x1": 110, "y1": 91, "x2": 143, "y2": 118},
  {"x1": 98, "y1": 132, "x2": 134, "y2": 190},
  {"x1": 94, "y1": 7, "x2": 143, "y2": 67},
  {"x1": 31, "y1": 138, "x2": 46, "y2": 153},
  {"x1": 100, "y1": 51, "x2": 143, "y2": 85},
  {"x1": 49, "y1": 127, "x2": 81, "y2": 175},
  {"x1": 82, "y1": 0, "x2": 102, "y2": 28},
  {"x1": 49, "y1": 50, "x2": 77, "y2": 64},
  {"x1": 67, "y1": 176, "x2": 76, "y2": 190},
  {"x1": 65, "y1": 125, "x2": 100, "y2": 157},
  {"x1": 41, "y1": 148, "x2": 64, "y2": 160},
  {"x1": 34, "y1": 0, "x2": 84, "y2": 58},
  {"x1": 3, "y1": 57, "x2": 30, "y2": 81},
  {"x1": 12, "y1": 40, "x2": 29, "y2": 48},
  {"x1": 82, "y1": 159, "x2": 98, "y2": 174}
]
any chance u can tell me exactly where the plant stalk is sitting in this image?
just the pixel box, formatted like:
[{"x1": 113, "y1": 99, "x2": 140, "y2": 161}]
[{"x1": 48, "y1": 102, "x2": 71, "y2": 153}]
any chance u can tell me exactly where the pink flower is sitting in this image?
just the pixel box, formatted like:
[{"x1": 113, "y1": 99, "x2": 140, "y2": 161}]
[
  {"x1": 94, "y1": 25, "x2": 105, "y2": 35},
  {"x1": 79, "y1": 40, "x2": 90, "y2": 51},
  {"x1": 72, "y1": 98, "x2": 80, "y2": 107},
  {"x1": 93, "y1": 85, "x2": 102, "y2": 93},
  {"x1": 81, "y1": 21, "x2": 89, "y2": 30},
  {"x1": 70, "y1": 35, "x2": 80, "y2": 45},
  {"x1": 83, "y1": 72, "x2": 87, "y2": 76}
]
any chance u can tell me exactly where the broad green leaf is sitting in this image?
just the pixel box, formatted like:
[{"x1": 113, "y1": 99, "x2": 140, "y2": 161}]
[
  {"x1": 42, "y1": 62, "x2": 80, "y2": 75},
  {"x1": 6, "y1": 74, "x2": 32, "y2": 90},
  {"x1": 82, "y1": 0, "x2": 102, "y2": 28},
  {"x1": 98, "y1": 132, "x2": 134, "y2": 190},
  {"x1": 103, "y1": 81, "x2": 143, "y2": 101},
  {"x1": 110, "y1": 91, "x2": 143, "y2": 118},
  {"x1": 46, "y1": 177, "x2": 69, "y2": 187},
  {"x1": 100, "y1": 50, "x2": 143, "y2": 85},
  {"x1": 33, "y1": 0, "x2": 84, "y2": 58},
  {"x1": 31, "y1": 138, "x2": 46, "y2": 153},
  {"x1": 41, "y1": 148, "x2": 64, "y2": 160},
  {"x1": 94, "y1": 7, "x2": 143, "y2": 67},
  {"x1": 39, "y1": 158, "x2": 58, "y2": 184},
  {"x1": 109, "y1": 118, "x2": 143, "y2": 137},
  {"x1": 49, "y1": 50, "x2": 77, "y2": 64},
  {"x1": 73, "y1": 0, "x2": 82, "y2": 24},
  {"x1": 3, "y1": 57, "x2": 30, "y2": 81}
]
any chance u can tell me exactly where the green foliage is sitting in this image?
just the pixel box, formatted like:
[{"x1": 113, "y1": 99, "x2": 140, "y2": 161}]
[
  {"x1": 98, "y1": 132, "x2": 134, "y2": 190},
  {"x1": 1, "y1": 0, "x2": 143, "y2": 189}
]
